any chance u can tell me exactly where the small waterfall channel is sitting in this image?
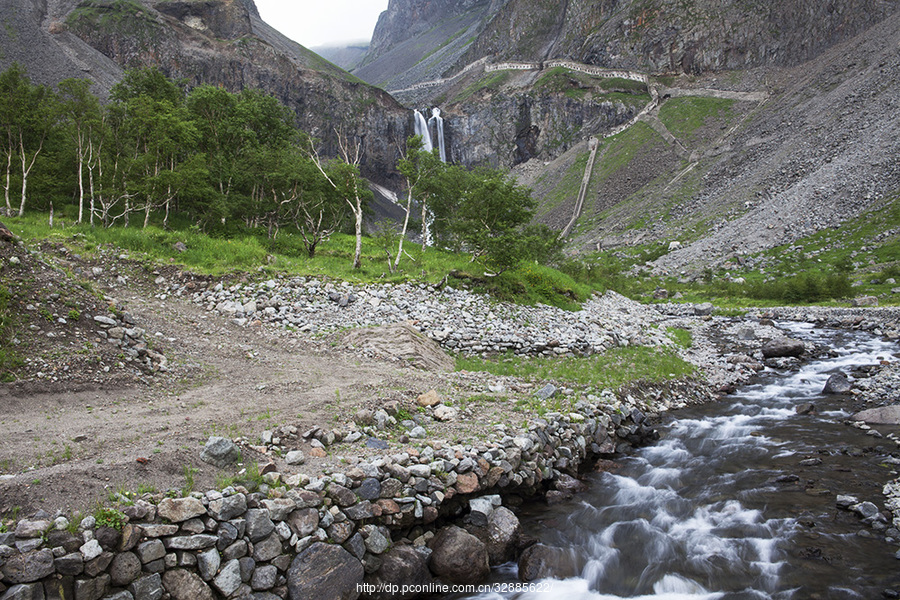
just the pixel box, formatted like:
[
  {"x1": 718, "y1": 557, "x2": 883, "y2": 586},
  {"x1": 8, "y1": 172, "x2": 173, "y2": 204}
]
[{"x1": 455, "y1": 323, "x2": 900, "y2": 599}]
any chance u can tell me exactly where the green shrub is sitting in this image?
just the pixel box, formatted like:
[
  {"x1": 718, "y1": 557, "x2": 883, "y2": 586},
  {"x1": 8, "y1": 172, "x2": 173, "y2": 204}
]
[{"x1": 93, "y1": 507, "x2": 127, "y2": 530}]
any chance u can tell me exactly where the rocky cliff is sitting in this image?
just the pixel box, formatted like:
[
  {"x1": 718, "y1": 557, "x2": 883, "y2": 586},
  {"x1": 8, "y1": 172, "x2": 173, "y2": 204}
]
[
  {"x1": 0, "y1": 0, "x2": 410, "y2": 184},
  {"x1": 359, "y1": 0, "x2": 900, "y2": 86}
]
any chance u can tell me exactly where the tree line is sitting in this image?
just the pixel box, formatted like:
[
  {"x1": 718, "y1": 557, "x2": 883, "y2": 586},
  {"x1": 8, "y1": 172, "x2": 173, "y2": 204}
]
[{"x1": 0, "y1": 64, "x2": 558, "y2": 272}]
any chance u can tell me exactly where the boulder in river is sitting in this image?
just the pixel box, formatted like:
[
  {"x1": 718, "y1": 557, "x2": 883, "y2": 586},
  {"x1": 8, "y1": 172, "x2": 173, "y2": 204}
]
[
  {"x1": 362, "y1": 546, "x2": 431, "y2": 600},
  {"x1": 822, "y1": 373, "x2": 852, "y2": 394},
  {"x1": 427, "y1": 526, "x2": 489, "y2": 584},
  {"x1": 761, "y1": 338, "x2": 805, "y2": 358},
  {"x1": 851, "y1": 405, "x2": 900, "y2": 425}
]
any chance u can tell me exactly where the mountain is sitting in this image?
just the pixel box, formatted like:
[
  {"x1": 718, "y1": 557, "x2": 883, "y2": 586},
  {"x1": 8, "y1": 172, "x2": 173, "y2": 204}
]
[
  {"x1": 0, "y1": 0, "x2": 410, "y2": 185},
  {"x1": 354, "y1": 0, "x2": 900, "y2": 270},
  {"x1": 312, "y1": 43, "x2": 370, "y2": 72}
]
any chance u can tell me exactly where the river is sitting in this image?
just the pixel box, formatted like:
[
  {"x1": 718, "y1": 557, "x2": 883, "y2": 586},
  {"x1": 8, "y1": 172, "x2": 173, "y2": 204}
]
[{"x1": 455, "y1": 322, "x2": 900, "y2": 599}]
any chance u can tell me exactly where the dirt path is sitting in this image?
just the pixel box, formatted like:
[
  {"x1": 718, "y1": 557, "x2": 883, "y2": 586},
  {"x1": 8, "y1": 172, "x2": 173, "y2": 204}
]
[{"x1": 0, "y1": 272, "x2": 439, "y2": 517}]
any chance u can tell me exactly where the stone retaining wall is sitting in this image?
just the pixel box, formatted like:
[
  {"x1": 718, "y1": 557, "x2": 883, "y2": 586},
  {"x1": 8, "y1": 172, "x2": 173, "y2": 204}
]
[{"x1": 0, "y1": 398, "x2": 664, "y2": 600}]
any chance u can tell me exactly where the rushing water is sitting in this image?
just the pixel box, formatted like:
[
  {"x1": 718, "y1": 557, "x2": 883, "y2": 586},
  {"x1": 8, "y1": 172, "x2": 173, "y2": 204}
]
[{"x1": 456, "y1": 323, "x2": 900, "y2": 600}]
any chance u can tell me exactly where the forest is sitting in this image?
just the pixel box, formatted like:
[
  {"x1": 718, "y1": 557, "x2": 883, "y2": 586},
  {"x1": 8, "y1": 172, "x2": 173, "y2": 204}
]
[{"x1": 0, "y1": 65, "x2": 558, "y2": 273}]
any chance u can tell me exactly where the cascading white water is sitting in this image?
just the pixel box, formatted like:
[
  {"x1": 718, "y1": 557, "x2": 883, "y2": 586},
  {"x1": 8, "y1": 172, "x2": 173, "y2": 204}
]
[
  {"x1": 413, "y1": 109, "x2": 433, "y2": 153},
  {"x1": 428, "y1": 107, "x2": 447, "y2": 162},
  {"x1": 453, "y1": 323, "x2": 900, "y2": 599}
]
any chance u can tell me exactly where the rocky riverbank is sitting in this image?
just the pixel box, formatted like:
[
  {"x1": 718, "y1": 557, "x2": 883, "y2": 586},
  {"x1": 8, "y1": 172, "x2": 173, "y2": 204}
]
[{"x1": 5, "y1": 244, "x2": 900, "y2": 599}]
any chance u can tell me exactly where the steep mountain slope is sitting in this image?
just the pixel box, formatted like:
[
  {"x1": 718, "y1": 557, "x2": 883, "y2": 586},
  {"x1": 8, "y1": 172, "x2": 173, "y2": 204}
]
[
  {"x1": 362, "y1": 0, "x2": 900, "y2": 270},
  {"x1": 359, "y1": 0, "x2": 900, "y2": 90},
  {"x1": 0, "y1": 0, "x2": 410, "y2": 184}
]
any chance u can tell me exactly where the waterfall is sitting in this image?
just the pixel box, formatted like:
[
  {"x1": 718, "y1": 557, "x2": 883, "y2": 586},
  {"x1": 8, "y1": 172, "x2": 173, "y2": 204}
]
[
  {"x1": 428, "y1": 107, "x2": 447, "y2": 162},
  {"x1": 413, "y1": 110, "x2": 433, "y2": 153}
]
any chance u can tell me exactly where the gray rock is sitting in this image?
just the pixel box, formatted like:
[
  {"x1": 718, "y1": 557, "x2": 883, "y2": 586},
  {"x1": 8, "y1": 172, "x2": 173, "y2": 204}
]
[
  {"x1": 245, "y1": 509, "x2": 275, "y2": 542},
  {"x1": 129, "y1": 574, "x2": 164, "y2": 600},
  {"x1": 14, "y1": 520, "x2": 51, "y2": 539},
  {"x1": 362, "y1": 546, "x2": 432, "y2": 600},
  {"x1": 823, "y1": 373, "x2": 852, "y2": 394},
  {"x1": 852, "y1": 405, "x2": 900, "y2": 425},
  {"x1": 157, "y1": 498, "x2": 206, "y2": 523},
  {"x1": 327, "y1": 484, "x2": 358, "y2": 508},
  {"x1": 74, "y1": 574, "x2": 110, "y2": 600},
  {"x1": 483, "y1": 506, "x2": 520, "y2": 565},
  {"x1": 197, "y1": 548, "x2": 220, "y2": 581},
  {"x1": 0, "y1": 584, "x2": 44, "y2": 600},
  {"x1": 104, "y1": 591, "x2": 134, "y2": 600},
  {"x1": 535, "y1": 384, "x2": 557, "y2": 400},
  {"x1": 427, "y1": 526, "x2": 489, "y2": 584},
  {"x1": 136, "y1": 540, "x2": 166, "y2": 564},
  {"x1": 239, "y1": 556, "x2": 256, "y2": 582},
  {"x1": 343, "y1": 502, "x2": 374, "y2": 521},
  {"x1": 213, "y1": 559, "x2": 242, "y2": 597},
  {"x1": 109, "y1": 552, "x2": 142, "y2": 587},
  {"x1": 162, "y1": 569, "x2": 215, "y2": 600},
  {"x1": 1, "y1": 549, "x2": 55, "y2": 583},
  {"x1": 408, "y1": 426, "x2": 426, "y2": 439},
  {"x1": 284, "y1": 451, "x2": 306, "y2": 465},
  {"x1": 286, "y1": 509, "x2": 319, "y2": 538},
  {"x1": 517, "y1": 543, "x2": 577, "y2": 582},
  {"x1": 761, "y1": 338, "x2": 805, "y2": 358},
  {"x1": 693, "y1": 302, "x2": 714, "y2": 316},
  {"x1": 251, "y1": 565, "x2": 278, "y2": 591},
  {"x1": 208, "y1": 494, "x2": 247, "y2": 521},
  {"x1": 836, "y1": 495, "x2": 859, "y2": 509},
  {"x1": 795, "y1": 402, "x2": 817, "y2": 415},
  {"x1": 200, "y1": 437, "x2": 242, "y2": 468},
  {"x1": 355, "y1": 478, "x2": 381, "y2": 501},
  {"x1": 164, "y1": 535, "x2": 218, "y2": 551},
  {"x1": 466, "y1": 497, "x2": 494, "y2": 528},
  {"x1": 54, "y1": 552, "x2": 84, "y2": 576},
  {"x1": 361, "y1": 525, "x2": 390, "y2": 555},
  {"x1": 852, "y1": 295, "x2": 879, "y2": 307},
  {"x1": 853, "y1": 501, "x2": 881, "y2": 520},
  {"x1": 252, "y1": 533, "x2": 283, "y2": 562},
  {"x1": 365, "y1": 438, "x2": 389, "y2": 450},
  {"x1": 260, "y1": 498, "x2": 296, "y2": 521},
  {"x1": 287, "y1": 542, "x2": 364, "y2": 600},
  {"x1": 344, "y1": 533, "x2": 366, "y2": 561}
]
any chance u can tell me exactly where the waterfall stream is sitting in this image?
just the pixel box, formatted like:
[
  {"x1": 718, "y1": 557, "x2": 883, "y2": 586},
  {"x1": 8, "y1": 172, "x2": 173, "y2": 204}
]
[
  {"x1": 453, "y1": 323, "x2": 900, "y2": 599},
  {"x1": 414, "y1": 109, "x2": 433, "y2": 153},
  {"x1": 429, "y1": 107, "x2": 447, "y2": 162}
]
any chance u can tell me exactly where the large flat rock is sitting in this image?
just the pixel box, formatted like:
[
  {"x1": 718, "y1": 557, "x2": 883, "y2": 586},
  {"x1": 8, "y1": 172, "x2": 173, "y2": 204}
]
[{"x1": 852, "y1": 405, "x2": 900, "y2": 425}]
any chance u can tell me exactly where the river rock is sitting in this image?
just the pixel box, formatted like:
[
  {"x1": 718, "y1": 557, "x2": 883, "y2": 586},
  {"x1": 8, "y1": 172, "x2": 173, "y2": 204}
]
[
  {"x1": 467, "y1": 506, "x2": 520, "y2": 565},
  {"x1": 162, "y1": 569, "x2": 216, "y2": 600},
  {"x1": 761, "y1": 338, "x2": 805, "y2": 358},
  {"x1": 852, "y1": 405, "x2": 900, "y2": 425},
  {"x1": 823, "y1": 373, "x2": 852, "y2": 394},
  {"x1": 427, "y1": 526, "x2": 489, "y2": 584},
  {"x1": 517, "y1": 544, "x2": 576, "y2": 582},
  {"x1": 287, "y1": 542, "x2": 364, "y2": 600},
  {"x1": 200, "y1": 436, "x2": 242, "y2": 468},
  {"x1": 362, "y1": 545, "x2": 432, "y2": 600}
]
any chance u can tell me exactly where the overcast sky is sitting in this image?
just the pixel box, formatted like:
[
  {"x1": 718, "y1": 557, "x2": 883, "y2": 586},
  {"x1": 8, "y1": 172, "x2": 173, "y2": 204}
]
[{"x1": 255, "y1": 1, "x2": 390, "y2": 48}]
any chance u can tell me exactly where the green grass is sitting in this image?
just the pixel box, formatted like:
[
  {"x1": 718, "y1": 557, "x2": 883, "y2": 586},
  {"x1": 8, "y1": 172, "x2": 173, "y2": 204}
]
[
  {"x1": 452, "y1": 71, "x2": 512, "y2": 103},
  {"x1": 456, "y1": 346, "x2": 695, "y2": 391},
  {"x1": 535, "y1": 68, "x2": 648, "y2": 99},
  {"x1": 666, "y1": 327, "x2": 693, "y2": 348},
  {"x1": 6, "y1": 212, "x2": 595, "y2": 310},
  {"x1": 659, "y1": 97, "x2": 735, "y2": 143}
]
